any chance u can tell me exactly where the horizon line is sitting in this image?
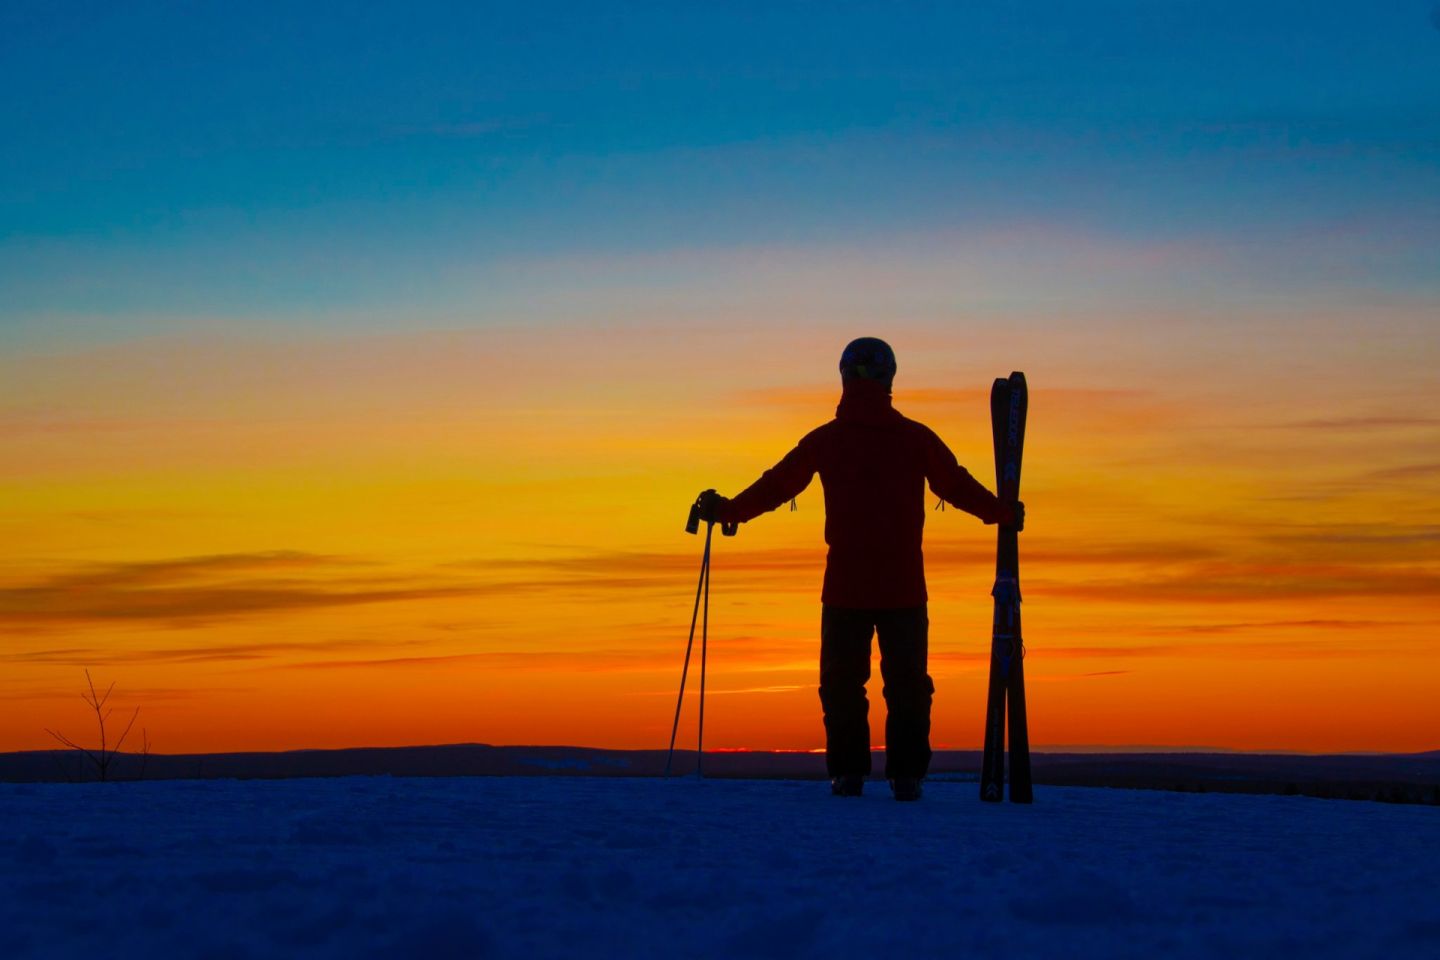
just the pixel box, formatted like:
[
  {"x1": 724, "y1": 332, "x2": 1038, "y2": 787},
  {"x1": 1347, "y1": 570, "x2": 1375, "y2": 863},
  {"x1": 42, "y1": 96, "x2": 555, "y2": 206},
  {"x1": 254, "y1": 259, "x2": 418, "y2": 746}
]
[{"x1": 7, "y1": 741, "x2": 1435, "y2": 759}]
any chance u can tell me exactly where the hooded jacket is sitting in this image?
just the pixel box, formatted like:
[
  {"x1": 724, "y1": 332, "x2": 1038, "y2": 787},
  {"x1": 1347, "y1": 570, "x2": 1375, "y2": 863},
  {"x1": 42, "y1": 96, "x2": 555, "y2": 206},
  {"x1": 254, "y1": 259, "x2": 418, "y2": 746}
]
[{"x1": 719, "y1": 378, "x2": 1005, "y2": 608}]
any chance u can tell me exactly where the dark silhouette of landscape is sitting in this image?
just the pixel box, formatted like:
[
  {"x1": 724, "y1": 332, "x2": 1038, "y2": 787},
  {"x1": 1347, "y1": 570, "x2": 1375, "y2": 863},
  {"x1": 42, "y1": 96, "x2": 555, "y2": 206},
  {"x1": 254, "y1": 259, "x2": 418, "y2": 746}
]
[{"x1": 5, "y1": 744, "x2": 1437, "y2": 805}]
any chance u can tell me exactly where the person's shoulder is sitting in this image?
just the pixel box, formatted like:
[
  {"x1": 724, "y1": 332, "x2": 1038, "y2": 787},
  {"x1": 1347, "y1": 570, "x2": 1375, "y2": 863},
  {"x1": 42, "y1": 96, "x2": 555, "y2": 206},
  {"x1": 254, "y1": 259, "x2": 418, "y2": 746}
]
[
  {"x1": 799, "y1": 420, "x2": 838, "y2": 446},
  {"x1": 894, "y1": 411, "x2": 942, "y2": 444}
]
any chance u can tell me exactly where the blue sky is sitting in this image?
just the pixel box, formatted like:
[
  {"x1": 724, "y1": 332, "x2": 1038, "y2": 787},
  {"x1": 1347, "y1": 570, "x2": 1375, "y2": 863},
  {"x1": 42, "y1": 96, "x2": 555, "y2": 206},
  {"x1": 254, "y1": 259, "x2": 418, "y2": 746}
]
[{"x1": 2, "y1": 1, "x2": 1437, "y2": 335}]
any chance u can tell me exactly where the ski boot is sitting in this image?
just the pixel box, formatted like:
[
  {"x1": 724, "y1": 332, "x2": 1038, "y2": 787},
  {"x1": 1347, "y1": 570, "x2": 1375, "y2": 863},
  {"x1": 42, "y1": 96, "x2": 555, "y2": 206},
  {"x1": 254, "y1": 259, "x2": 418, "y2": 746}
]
[{"x1": 889, "y1": 777, "x2": 924, "y2": 802}]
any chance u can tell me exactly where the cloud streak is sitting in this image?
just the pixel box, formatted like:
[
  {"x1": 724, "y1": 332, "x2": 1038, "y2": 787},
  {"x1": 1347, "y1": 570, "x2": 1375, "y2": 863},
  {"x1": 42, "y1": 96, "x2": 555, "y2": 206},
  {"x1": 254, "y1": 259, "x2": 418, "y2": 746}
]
[
  {"x1": 1018, "y1": 637, "x2": 1419, "y2": 662},
  {"x1": 1275, "y1": 415, "x2": 1440, "y2": 431},
  {"x1": 464, "y1": 537, "x2": 1223, "y2": 583},
  {"x1": 0, "y1": 638, "x2": 434, "y2": 666},
  {"x1": 0, "y1": 552, "x2": 495, "y2": 628},
  {"x1": 1036, "y1": 564, "x2": 1440, "y2": 603},
  {"x1": 275, "y1": 648, "x2": 672, "y2": 673},
  {"x1": 8, "y1": 530, "x2": 1428, "y2": 637},
  {"x1": 1362, "y1": 462, "x2": 1440, "y2": 483}
]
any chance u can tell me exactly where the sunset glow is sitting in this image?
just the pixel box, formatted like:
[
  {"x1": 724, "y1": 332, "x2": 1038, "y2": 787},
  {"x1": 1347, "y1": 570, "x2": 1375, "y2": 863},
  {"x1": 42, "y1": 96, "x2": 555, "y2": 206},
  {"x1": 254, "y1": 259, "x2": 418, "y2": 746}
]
[{"x1": 3, "y1": 3, "x2": 1437, "y2": 755}]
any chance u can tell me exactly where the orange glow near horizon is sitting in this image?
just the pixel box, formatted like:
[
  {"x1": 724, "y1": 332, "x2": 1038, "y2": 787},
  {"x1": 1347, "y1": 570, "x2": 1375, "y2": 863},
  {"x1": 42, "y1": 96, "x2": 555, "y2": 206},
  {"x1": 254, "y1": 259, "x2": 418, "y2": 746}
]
[{"x1": 2, "y1": 311, "x2": 1438, "y2": 756}]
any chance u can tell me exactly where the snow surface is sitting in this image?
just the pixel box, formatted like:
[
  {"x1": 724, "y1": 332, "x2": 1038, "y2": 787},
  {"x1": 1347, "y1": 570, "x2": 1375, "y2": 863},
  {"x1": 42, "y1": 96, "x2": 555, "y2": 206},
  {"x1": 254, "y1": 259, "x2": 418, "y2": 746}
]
[{"x1": 3, "y1": 776, "x2": 1436, "y2": 958}]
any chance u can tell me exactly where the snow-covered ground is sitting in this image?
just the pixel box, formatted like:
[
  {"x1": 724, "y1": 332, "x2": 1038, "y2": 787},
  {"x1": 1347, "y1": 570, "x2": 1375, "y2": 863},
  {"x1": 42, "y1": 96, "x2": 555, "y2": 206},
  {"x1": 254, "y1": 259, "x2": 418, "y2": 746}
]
[{"x1": 3, "y1": 776, "x2": 1435, "y2": 958}]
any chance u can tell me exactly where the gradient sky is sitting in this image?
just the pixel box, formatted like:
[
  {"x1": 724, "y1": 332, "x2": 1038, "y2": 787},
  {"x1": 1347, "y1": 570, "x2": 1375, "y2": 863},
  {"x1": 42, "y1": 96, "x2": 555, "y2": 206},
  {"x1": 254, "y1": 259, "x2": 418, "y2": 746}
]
[{"x1": 3, "y1": 2, "x2": 1438, "y2": 755}]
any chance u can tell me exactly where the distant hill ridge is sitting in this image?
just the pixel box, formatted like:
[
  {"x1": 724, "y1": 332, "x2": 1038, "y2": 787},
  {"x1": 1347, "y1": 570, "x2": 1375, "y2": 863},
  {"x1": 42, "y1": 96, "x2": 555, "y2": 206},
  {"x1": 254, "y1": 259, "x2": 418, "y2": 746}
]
[{"x1": 3, "y1": 743, "x2": 1437, "y2": 804}]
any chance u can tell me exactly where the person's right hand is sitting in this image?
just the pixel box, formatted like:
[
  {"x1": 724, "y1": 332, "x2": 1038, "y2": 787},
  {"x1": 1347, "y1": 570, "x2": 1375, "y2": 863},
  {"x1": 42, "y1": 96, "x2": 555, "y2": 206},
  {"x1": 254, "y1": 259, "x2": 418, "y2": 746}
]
[
  {"x1": 695, "y1": 489, "x2": 730, "y2": 524},
  {"x1": 1007, "y1": 500, "x2": 1026, "y2": 532}
]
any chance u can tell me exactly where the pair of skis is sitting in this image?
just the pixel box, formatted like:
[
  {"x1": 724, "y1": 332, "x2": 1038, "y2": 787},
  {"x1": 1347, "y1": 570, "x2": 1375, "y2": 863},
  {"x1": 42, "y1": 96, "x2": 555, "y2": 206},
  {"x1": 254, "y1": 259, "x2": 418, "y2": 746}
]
[{"x1": 980, "y1": 372, "x2": 1032, "y2": 803}]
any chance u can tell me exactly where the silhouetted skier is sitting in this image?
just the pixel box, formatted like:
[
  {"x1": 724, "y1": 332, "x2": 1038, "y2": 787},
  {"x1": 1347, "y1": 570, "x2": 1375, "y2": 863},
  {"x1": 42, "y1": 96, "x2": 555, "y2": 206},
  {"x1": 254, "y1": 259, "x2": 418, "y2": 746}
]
[{"x1": 696, "y1": 338, "x2": 1022, "y2": 801}]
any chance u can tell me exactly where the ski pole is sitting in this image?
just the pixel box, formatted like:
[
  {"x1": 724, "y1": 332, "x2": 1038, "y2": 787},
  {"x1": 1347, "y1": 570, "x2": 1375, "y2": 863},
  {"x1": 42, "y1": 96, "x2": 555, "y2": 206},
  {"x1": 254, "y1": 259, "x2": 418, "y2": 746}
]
[
  {"x1": 697, "y1": 520, "x2": 710, "y2": 779},
  {"x1": 665, "y1": 517, "x2": 714, "y2": 777}
]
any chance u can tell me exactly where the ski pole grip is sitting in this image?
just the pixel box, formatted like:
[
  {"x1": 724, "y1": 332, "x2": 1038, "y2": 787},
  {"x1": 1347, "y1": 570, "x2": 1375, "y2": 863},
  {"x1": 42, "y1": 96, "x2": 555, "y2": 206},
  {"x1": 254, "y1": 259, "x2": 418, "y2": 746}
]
[{"x1": 689, "y1": 489, "x2": 733, "y2": 535}]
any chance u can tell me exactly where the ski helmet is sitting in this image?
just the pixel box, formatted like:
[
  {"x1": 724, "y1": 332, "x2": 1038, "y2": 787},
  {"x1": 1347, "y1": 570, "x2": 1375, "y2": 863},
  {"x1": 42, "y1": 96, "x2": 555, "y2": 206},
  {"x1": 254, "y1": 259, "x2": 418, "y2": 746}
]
[{"x1": 839, "y1": 337, "x2": 897, "y2": 385}]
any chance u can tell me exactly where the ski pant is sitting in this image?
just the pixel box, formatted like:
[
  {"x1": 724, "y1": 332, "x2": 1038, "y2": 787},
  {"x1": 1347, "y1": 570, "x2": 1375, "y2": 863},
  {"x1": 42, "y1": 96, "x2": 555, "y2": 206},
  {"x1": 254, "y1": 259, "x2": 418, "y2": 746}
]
[{"x1": 819, "y1": 605, "x2": 933, "y2": 780}]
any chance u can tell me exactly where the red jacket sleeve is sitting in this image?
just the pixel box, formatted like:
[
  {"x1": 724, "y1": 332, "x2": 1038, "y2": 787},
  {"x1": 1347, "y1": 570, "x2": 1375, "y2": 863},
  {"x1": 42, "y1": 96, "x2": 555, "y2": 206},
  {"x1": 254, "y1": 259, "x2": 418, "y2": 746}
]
[
  {"x1": 925, "y1": 431, "x2": 1007, "y2": 524},
  {"x1": 720, "y1": 435, "x2": 818, "y2": 525}
]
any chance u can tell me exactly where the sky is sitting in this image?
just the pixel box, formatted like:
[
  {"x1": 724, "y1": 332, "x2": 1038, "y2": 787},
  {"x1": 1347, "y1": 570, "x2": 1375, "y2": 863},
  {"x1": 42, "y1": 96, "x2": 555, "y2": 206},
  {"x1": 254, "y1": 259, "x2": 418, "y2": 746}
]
[{"x1": 2, "y1": 1, "x2": 1438, "y2": 755}]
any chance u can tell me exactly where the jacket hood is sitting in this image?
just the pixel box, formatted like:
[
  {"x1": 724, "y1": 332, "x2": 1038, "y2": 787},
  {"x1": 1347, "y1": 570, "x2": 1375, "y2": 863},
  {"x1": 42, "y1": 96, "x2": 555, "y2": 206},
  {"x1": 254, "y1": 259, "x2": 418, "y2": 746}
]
[{"x1": 836, "y1": 377, "x2": 901, "y2": 426}]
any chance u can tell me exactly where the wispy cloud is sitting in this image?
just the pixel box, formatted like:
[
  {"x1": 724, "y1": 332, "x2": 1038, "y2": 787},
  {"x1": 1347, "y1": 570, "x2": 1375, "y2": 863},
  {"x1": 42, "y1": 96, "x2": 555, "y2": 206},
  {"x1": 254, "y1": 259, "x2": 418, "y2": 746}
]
[
  {"x1": 0, "y1": 412, "x2": 161, "y2": 436},
  {"x1": 1149, "y1": 618, "x2": 1401, "y2": 635},
  {"x1": 1020, "y1": 636, "x2": 1416, "y2": 662},
  {"x1": 1277, "y1": 415, "x2": 1440, "y2": 431},
  {"x1": 1036, "y1": 563, "x2": 1440, "y2": 603},
  {"x1": 0, "y1": 552, "x2": 494, "y2": 628},
  {"x1": 1, "y1": 638, "x2": 433, "y2": 666},
  {"x1": 1029, "y1": 669, "x2": 1133, "y2": 683},
  {"x1": 1256, "y1": 524, "x2": 1440, "y2": 546},
  {"x1": 631, "y1": 684, "x2": 806, "y2": 697},
  {"x1": 1252, "y1": 463, "x2": 1440, "y2": 501},
  {"x1": 465, "y1": 537, "x2": 1222, "y2": 583},
  {"x1": 8, "y1": 526, "x2": 1432, "y2": 645},
  {"x1": 0, "y1": 684, "x2": 246, "y2": 702},
  {"x1": 1362, "y1": 462, "x2": 1440, "y2": 483},
  {"x1": 276, "y1": 648, "x2": 665, "y2": 673}
]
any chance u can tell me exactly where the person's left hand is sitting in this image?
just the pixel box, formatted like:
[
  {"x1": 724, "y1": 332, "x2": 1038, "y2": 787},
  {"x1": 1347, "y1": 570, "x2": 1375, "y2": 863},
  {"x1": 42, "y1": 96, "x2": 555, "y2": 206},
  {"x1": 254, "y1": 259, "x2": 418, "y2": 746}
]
[{"x1": 1005, "y1": 499, "x2": 1026, "y2": 532}]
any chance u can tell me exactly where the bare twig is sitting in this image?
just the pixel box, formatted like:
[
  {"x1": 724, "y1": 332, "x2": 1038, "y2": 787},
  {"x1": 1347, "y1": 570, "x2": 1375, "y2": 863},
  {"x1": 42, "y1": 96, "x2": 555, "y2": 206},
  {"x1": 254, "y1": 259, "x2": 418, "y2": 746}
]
[
  {"x1": 45, "y1": 668, "x2": 144, "y2": 782},
  {"x1": 45, "y1": 728, "x2": 102, "y2": 773},
  {"x1": 113, "y1": 706, "x2": 140, "y2": 757}
]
